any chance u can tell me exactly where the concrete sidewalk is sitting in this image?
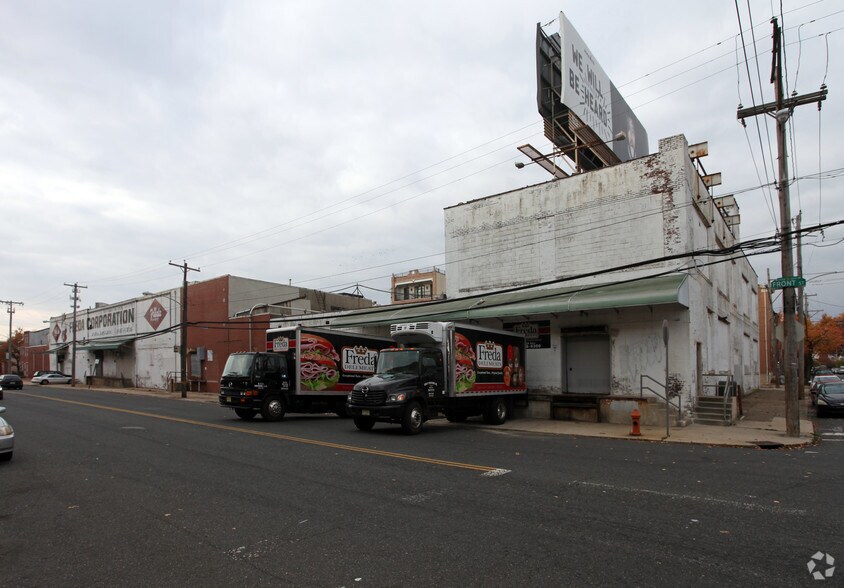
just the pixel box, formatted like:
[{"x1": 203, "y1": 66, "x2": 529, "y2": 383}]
[
  {"x1": 72, "y1": 384, "x2": 817, "y2": 449},
  {"x1": 475, "y1": 415, "x2": 815, "y2": 448}
]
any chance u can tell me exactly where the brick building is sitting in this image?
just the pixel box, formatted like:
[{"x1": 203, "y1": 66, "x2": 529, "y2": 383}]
[{"x1": 44, "y1": 275, "x2": 375, "y2": 393}]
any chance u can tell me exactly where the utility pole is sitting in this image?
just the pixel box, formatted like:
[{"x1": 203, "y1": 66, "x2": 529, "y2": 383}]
[
  {"x1": 0, "y1": 300, "x2": 24, "y2": 373},
  {"x1": 795, "y1": 212, "x2": 805, "y2": 398},
  {"x1": 169, "y1": 260, "x2": 200, "y2": 398},
  {"x1": 737, "y1": 18, "x2": 827, "y2": 437},
  {"x1": 63, "y1": 283, "x2": 87, "y2": 387}
]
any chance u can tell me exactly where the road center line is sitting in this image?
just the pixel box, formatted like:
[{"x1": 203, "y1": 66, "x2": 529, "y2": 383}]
[
  {"x1": 571, "y1": 480, "x2": 806, "y2": 515},
  {"x1": 19, "y1": 392, "x2": 505, "y2": 474}
]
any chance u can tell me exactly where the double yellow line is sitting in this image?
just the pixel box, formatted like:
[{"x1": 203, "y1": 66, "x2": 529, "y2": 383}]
[{"x1": 19, "y1": 393, "x2": 508, "y2": 474}]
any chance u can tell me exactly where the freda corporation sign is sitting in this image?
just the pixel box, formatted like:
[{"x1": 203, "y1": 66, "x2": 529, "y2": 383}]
[{"x1": 51, "y1": 297, "x2": 172, "y2": 345}]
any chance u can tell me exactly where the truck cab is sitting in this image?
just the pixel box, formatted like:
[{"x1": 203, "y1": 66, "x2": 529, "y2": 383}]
[
  {"x1": 348, "y1": 346, "x2": 446, "y2": 434},
  {"x1": 219, "y1": 352, "x2": 291, "y2": 421}
]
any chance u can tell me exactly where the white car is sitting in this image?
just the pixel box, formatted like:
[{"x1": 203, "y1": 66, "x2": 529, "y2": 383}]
[
  {"x1": 0, "y1": 407, "x2": 13, "y2": 462},
  {"x1": 31, "y1": 373, "x2": 73, "y2": 385}
]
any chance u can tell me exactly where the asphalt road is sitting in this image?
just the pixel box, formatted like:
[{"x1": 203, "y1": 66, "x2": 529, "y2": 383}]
[{"x1": 1, "y1": 386, "x2": 841, "y2": 587}]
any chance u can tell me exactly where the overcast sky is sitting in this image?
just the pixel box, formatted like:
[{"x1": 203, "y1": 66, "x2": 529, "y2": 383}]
[{"x1": 1, "y1": 0, "x2": 842, "y2": 334}]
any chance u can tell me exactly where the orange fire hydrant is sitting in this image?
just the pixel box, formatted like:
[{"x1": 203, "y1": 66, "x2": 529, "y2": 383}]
[{"x1": 630, "y1": 408, "x2": 642, "y2": 436}]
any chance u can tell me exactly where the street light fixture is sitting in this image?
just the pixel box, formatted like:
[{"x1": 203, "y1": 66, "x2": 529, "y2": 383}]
[{"x1": 515, "y1": 131, "x2": 626, "y2": 177}]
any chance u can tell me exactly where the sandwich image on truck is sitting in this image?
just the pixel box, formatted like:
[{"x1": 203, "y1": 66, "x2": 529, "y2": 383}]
[
  {"x1": 347, "y1": 322, "x2": 527, "y2": 435},
  {"x1": 219, "y1": 327, "x2": 392, "y2": 421}
]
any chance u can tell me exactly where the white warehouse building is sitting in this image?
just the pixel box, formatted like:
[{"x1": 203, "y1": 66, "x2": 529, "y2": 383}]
[{"x1": 441, "y1": 134, "x2": 759, "y2": 423}]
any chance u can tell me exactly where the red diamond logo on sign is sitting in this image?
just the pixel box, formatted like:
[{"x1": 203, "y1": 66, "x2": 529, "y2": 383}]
[
  {"x1": 144, "y1": 299, "x2": 168, "y2": 330},
  {"x1": 52, "y1": 323, "x2": 62, "y2": 342}
]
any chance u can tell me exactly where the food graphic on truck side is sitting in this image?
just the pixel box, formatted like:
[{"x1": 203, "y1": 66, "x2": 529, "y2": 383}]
[
  {"x1": 299, "y1": 334, "x2": 341, "y2": 391},
  {"x1": 454, "y1": 332, "x2": 476, "y2": 392}
]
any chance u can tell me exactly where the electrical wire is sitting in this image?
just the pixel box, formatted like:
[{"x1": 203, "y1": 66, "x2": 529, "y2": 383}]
[{"x1": 36, "y1": 9, "x2": 842, "y2": 314}]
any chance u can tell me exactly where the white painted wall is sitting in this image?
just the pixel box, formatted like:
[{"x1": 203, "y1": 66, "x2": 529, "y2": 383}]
[{"x1": 443, "y1": 134, "x2": 760, "y2": 406}]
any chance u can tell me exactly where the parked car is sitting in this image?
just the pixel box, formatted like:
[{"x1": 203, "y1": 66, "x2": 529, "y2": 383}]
[
  {"x1": 0, "y1": 374, "x2": 23, "y2": 392},
  {"x1": 0, "y1": 407, "x2": 13, "y2": 462},
  {"x1": 32, "y1": 370, "x2": 61, "y2": 378},
  {"x1": 810, "y1": 375, "x2": 840, "y2": 404},
  {"x1": 816, "y1": 382, "x2": 844, "y2": 417},
  {"x1": 31, "y1": 372, "x2": 73, "y2": 385}
]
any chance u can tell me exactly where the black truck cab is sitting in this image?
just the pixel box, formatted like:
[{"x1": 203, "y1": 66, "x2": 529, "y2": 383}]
[
  {"x1": 348, "y1": 347, "x2": 445, "y2": 434},
  {"x1": 219, "y1": 352, "x2": 291, "y2": 421}
]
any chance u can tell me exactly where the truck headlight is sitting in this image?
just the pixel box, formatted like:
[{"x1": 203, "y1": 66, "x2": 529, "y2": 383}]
[
  {"x1": 347, "y1": 393, "x2": 352, "y2": 402},
  {"x1": 388, "y1": 392, "x2": 407, "y2": 403}
]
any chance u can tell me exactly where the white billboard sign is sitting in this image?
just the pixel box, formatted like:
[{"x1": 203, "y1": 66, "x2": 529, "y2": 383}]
[
  {"x1": 84, "y1": 302, "x2": 137, "y2": 339},
  {"x1": 559, "y1": 12, "x2": 613, "y2": 142}
]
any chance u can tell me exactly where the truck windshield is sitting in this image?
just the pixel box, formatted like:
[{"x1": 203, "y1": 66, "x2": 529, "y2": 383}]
[
  {"x1": 376, "y1": 350, "x2": 421, "y2": 376},
  {"x1": 222, "y1": 354, "x2": 255, "y2": 377}
]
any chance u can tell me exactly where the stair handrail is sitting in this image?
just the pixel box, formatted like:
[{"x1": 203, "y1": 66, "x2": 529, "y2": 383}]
[
  {"x1": 639, "y1": 374, "x2": 683, "y2": 418},
  {"x1": 721, "y1": 375, "x2": 734, "y2": 422}
]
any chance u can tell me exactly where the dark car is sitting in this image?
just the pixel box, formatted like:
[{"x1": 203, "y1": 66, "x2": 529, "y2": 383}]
[
  {"x1": 816, "y1": 382, "x2": 844, "y2": 417},
  {"x1": 0, "y1": 374, "x2": 23, "y2": 394},
  {"x1": 810, "y1": 375, "x2": 840, "y2": 404}
]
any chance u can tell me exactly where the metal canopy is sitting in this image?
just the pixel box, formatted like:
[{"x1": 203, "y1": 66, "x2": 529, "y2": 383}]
[
  {"x1": 77, "y1": 338, "x2": 135, "y2": 351},
  {"x1": 327, "y1": 275, "x2": 689, "y2": 328}
]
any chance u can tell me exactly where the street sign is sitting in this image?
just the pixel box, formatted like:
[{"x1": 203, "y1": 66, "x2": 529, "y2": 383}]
[
  {"x1": 770, "y1": 276, "x2": 806, "y2": 290},
  {"x1": 775, "y1": 319, "x2": 805, "y2": 343}
]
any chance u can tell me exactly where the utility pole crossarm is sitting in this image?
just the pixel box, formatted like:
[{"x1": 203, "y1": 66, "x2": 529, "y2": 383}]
[{"x1": 736, "y1": 87, "x2": 828, "y2": 120}]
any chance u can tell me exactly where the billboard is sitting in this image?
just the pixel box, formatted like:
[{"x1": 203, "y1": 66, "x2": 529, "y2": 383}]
[
  {"x1": 535, "y1": 14, "x2": 649, "y2": 166},
  {"x1": 559, "y1": 12, "x2": 613, "y2": 142}
]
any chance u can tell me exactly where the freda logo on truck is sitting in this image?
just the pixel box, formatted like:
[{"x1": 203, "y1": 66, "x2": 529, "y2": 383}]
[
  {"x1": 476, "y1": 341, "x2": 503, "y2": 369},
  {"x1": 342, "y1": 346, "x2": 378, "y2": 374}
]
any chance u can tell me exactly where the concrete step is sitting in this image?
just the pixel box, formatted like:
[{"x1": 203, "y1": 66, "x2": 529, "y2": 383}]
[
  {"x1": 697, "y1": 397, "x2": 729, "y2": 408},
  {"x1": 695, "y1": 395, "x2": 733, "y2": 425},
  {"x1": 695, "y1": 406, "x2": 727, "y2": 417}
]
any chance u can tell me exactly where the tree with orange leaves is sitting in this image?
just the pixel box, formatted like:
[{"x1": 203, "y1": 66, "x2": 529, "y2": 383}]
[{"x1": 806, "y1": 313, "x2": 844, "y2": 367}]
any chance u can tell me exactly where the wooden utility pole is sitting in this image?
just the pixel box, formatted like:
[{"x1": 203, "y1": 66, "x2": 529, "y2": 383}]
[
  {"x1": 1, "y1": 300, "x2": 24, "y2": 373},
  {"x1": 169, "y1": 261, "x2": 199, "y2": 398},
  {"x1": 737, "y1": 18, "x2": 827, "y2": 437},
  {"x1": 795, "y1": 212, "x2": 805, "y2": 399},
  {"x1": 62, "y1": 283, "x2": 87, "y2": 387}
]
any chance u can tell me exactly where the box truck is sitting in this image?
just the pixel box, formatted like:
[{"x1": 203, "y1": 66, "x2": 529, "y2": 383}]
[
  {"x1": 347, "y1": 322, "x2": 527, "y2": 434},
  {"x1": 219, "y1": 326, "x2": 392, "y2": 421}
]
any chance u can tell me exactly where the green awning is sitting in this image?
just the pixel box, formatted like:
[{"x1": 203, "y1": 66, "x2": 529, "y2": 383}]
[
  {"x1": 77, "y1": 338, "x2": 134, "y2": 351},
  {"x1": 326, "y1": 274, "x2": 689, "y2": 327},
  {"x1": 49, "y1": 343, "x2": 70, "y2": 354}
]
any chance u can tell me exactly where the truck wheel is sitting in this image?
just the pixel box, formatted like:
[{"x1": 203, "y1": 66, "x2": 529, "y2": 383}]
[
  {"x1": 401, "y1": 401, "x2": 424, "y2": 435},
  {"x1": 234, "y1": 408, "x2": 257, "y2": 420},
  {"x1": 261, "y1": 397, "x2": 286, "y2": 422},
  {"x1": 353, "y1": 416, "x2": 375, "y2": 431},
  {"x1": 446, "y1": 411, "x2": 468, "y2": 423},
  {"x1": 483, "y1": 397, "x2": 507, "y2": 425}
]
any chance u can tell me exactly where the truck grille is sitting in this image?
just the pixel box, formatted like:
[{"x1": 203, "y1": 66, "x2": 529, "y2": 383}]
[{"x1": 351, "y1": 387, "x2": 386, "y2": 406}]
